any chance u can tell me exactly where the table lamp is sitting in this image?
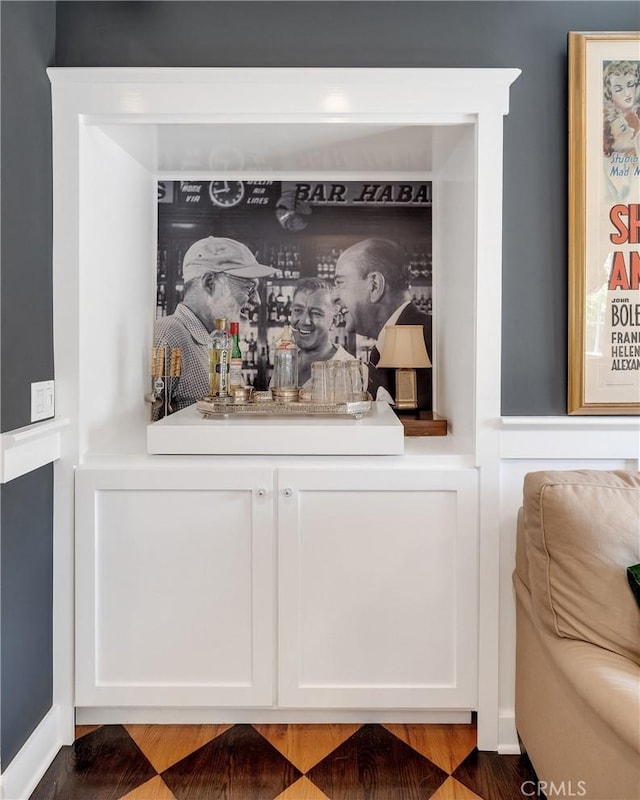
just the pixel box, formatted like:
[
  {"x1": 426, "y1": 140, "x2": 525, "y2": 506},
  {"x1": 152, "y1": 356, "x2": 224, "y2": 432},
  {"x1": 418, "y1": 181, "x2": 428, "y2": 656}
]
[{"x1": 377, "y1": 325, "x2": 431, "y2": 410}]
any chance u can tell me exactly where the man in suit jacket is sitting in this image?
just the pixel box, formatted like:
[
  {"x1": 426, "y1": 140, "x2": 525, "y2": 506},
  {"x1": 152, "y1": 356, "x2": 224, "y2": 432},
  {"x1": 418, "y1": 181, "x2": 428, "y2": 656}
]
[{"x1": 331, "y1": 238, "x2": 432, "y2": 410}]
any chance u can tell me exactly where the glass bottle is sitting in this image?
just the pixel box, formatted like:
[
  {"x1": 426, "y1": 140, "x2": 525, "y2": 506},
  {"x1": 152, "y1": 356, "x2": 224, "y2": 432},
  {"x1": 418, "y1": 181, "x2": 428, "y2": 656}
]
[
  {"x1": 229, "y1": 321, "x2": 243, "y2": 390},
  {"x1": 209, "y1": 318, "x2": 231, "y2": 397},
  {"x1": 256, "y1": 346, "x2": 269, "y2": 391},
  {"x1": 272, "y1": 325, "x2": 299, "y2": 391},
  {"x1": 268, "y1": 288, "x2": 278, "y2": 322},
  {"x1": 276, "y1": 287, "x2": 286, "y2": 322},
  {"x1": 246, "y1": 331, "x2": 257, "y2": 366}
]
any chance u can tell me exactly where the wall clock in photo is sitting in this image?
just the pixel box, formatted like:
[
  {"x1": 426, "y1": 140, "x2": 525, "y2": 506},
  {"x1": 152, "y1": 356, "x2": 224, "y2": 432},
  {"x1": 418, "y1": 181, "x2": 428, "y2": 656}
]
[{"x1": 208, "y1": 180, "x2": 245, "y2": 208}]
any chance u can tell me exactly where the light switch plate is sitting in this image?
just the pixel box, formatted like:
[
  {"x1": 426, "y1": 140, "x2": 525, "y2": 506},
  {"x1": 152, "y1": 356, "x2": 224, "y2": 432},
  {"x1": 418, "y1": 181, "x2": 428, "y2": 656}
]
[{"x1": 31, "y1": 380, "x2": 55, "y2": 422}]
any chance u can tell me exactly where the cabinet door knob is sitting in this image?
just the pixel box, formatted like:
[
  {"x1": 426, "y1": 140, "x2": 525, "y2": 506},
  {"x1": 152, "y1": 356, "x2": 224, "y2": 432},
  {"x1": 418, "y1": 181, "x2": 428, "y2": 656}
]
[
  {"x1": 257, "y1": 488, "x2": 266, "y2": 497},
  {"x1": 282, "y1": 488, "x2": 293, "y2": 497}
]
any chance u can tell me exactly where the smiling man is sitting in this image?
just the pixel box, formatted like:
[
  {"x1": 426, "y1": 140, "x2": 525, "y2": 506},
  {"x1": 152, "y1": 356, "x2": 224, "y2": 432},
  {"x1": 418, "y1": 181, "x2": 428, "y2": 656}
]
[
  {"x1": 290, "y1": 277, "x2": 354, "y2": 387},
  {"x1": 153, "y1": 236, "x2": 276, "y2": 416}
]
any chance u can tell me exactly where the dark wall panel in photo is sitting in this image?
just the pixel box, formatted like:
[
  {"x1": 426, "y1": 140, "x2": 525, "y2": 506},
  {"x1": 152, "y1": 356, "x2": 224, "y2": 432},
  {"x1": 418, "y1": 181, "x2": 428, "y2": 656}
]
[{"x1": 54, "y1": 0, "x2": 640, "y2": 415}]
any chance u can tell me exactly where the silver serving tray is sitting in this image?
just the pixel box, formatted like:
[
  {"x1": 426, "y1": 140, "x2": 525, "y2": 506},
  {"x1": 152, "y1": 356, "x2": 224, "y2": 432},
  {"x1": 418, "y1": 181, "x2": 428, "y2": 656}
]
[{"x1": 196, "y1": 394, "x2": 373, "y2": 420}]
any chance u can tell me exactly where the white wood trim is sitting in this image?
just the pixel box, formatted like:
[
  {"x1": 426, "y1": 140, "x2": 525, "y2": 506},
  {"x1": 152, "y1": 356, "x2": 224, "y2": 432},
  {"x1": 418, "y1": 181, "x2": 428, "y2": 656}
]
[
  {"x1": 156, "y1": 170, "x2": 437, "y2": 182},
  {"x1": 48, "y1": 66, "x2": 519, "y2": 83},
  {"x1": 500, "y1": 416, "x2": 639, "y2": 427},
  {"x1": 471, "y1": 109, "x2": 510, "y2": 750},
  {"x1": 0, "y1": 418, "x2": 69, "y2": 484},
  {"x1": 499, "y1": 418, "x2": 640, "y2": 462},
  {"x1": 0, "y1": 706, "x2": 67, "y2": 800},
  {"x1": 498, "y1": 711, "x2": 520, "y2": 755},
  {"x1": 48, "y1": 66, "x2": 521, "y2": 764},
  {"x1": 76, "y1": 707, "x2": 472, "y2": 725},
  {"x1": 47, "y1": 68, "x2": 520, "y2": 114}
]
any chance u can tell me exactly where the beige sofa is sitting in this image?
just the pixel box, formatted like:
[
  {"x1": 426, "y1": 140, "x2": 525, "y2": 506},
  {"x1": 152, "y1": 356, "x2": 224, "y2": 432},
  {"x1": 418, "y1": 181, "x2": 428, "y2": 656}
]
[{"x1": 514, "y1": 470, "x2": 640, "y2": 800}]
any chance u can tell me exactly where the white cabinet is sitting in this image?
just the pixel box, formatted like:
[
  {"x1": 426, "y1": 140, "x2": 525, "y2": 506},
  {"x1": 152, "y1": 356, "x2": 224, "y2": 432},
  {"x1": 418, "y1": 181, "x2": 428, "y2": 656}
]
[
  {"x1": 75, "y1": 466, "x2": 275, "y2": 707},
  {"x1": 75, "y1": 462, "x2": 478, "y2": 713},
  {"x1": 277, "y1": 468, "x2": 478, "y2": 709},
  {"x1": 51, "y1": 67, "x2": 520, "y2": 747}
]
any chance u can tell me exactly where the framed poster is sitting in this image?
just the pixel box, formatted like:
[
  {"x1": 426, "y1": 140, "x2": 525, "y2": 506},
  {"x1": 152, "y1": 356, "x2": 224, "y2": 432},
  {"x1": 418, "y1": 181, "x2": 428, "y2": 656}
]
[
  {"x1": 568, "y1": 32, "x2": 640, "y2": 414},
  {"x1": 153, "y1": 180, "x2": 433, "y2": 417}
]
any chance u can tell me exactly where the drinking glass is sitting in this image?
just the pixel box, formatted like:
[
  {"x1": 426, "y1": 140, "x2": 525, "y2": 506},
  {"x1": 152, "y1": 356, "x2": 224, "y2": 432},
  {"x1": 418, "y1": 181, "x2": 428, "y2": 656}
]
[
  {"x1": 331, "y1": 361, "x2": 348, "y2": 404},
  {"x1": 311, "y1": 361, "x2": 332, "y2": 404},
  {"x1": 348, "y1": 360, "x2": 366, "y2": 400},
  {"x1": 272, "y1": 346, "x2": 298, "y2": 389}
]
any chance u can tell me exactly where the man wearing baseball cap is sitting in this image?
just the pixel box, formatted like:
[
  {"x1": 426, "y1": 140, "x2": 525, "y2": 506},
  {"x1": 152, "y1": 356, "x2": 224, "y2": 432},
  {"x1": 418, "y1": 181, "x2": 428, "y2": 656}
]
[{"x1": 153, "y1": 236, "x2": 277, "y2": 417}]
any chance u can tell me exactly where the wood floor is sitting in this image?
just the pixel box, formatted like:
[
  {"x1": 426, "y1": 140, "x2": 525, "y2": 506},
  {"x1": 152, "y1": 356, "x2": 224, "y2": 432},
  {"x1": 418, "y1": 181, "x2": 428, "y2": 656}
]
[{"x1": 29, "y1": 722, "x2": 540, "y2": 800}]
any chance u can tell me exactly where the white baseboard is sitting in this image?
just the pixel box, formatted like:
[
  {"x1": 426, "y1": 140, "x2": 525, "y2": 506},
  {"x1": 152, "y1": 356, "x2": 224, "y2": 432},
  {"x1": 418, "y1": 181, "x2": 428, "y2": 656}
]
[
  {"x1": 497, "y1": 710, "x2": 521, "y2": 754},
  {"x1": 0, "y1": 705, "x2": 69, "y2": 800},
  {"x1": 76, "y1": 707, "x2": 472, "y2": 725}
]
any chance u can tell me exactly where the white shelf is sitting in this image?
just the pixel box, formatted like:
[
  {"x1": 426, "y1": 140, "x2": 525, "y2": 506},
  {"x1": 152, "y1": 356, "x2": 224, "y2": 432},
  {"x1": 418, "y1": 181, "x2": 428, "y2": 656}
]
[
  {"x1": 147, "y1": 401, "x2": 404, "y2": 456},
  {"x1": 499, "y1": 416, "x2": 640, "y2": 461}
]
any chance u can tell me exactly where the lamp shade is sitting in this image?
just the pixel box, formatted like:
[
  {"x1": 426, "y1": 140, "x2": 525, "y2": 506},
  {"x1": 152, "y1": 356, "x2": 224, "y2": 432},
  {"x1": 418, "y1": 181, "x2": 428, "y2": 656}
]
[{"x1": 377, "y1": 325, "x2": 431, "y2": 368}]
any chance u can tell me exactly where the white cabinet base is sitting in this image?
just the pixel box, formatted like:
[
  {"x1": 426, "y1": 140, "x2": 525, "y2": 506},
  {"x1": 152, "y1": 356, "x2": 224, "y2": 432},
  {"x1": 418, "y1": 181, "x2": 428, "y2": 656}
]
[{"x1": 75, "y1": 462, "x2": 478, "y2": 715}]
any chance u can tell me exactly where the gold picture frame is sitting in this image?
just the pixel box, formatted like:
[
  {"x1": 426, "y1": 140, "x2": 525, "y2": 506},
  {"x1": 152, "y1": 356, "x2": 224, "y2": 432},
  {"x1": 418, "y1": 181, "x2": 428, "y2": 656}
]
[{"x1": 568, "y1": 31, "x2": 640, "y2": 414}]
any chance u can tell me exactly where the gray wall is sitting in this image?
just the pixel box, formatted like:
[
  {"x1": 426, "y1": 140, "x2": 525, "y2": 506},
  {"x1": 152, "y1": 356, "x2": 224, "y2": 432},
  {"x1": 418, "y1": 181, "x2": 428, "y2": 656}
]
[
  {"x1": 0, "y1": 0, "x2": 56, "y2": 768},
  {"x1": 0, "y1": 0, "x2": 637, "y2": 771},
  {"x1": 0, "y1": 467, "x2": 53, "y2": 768},
  {"x1": 55, "y1": 0, "x2": 640, "y2": 415},
  {"x1": 1, "y1": 2, "x2": 55, "y2": 432}
]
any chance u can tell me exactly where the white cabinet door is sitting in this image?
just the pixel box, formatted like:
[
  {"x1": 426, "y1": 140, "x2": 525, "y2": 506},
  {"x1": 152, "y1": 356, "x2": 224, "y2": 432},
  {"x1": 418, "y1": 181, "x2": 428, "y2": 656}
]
[
  {"x1": 277, "y1": 467, "x2": 478, "y2": 709},
  {"x1": 75, "y1": 466, "x2": 274, "y2": 707}
]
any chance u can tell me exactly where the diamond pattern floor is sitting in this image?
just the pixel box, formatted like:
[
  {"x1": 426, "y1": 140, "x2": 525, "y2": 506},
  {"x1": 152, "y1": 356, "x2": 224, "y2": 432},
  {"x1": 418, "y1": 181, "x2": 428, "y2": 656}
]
[{"x1": 28, "y1": 722, "x2": 539, "y2": 800}]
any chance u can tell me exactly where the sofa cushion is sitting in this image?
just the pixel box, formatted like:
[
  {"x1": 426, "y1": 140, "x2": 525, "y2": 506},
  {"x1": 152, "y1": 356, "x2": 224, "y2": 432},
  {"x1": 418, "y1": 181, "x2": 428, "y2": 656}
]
[{"x1": 523, "y1": 470, "x2": 640, "y2": 665}]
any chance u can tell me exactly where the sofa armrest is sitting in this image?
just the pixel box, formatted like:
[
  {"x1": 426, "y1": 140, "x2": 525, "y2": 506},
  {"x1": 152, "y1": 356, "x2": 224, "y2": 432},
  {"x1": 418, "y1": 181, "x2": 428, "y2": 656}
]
[
  {"x1": 543, "y1": 622, "x2": 640, "y2": 754},
  {"x1": 515, "y1": 572, "x2": 640, "y2": 798}
]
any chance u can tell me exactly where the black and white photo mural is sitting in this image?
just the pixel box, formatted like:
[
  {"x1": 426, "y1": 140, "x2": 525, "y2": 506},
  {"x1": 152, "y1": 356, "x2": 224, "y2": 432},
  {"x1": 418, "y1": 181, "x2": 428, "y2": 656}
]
[{"x1": 155, "y1": 180, "x2": 433, "y2": 414}]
